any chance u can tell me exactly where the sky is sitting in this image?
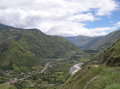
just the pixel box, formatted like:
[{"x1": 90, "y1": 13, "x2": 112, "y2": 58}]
[{"x1": 0, "y1": 0, "x2": 120, "y2": 37}]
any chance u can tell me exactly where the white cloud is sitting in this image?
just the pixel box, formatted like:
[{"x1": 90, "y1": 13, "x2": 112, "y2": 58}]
[
  {"x1": 46, "y1": 25, "x2": 117, "y2": 37},
  {"x1": 89, "y1": 27, "x2": 116, "y2": 36},
  {"x1": 95, "y1": 0, "x2": 119, "y2": 16},
  {"x1": 67, "y1": 13, "x2": 99, "y2": 22},
  {"x1": 0, "y1": 0, "x2": 119, "y2": 36},
  {"x1": 115, "y1": 21, "x2": 120, "y2": 27}
]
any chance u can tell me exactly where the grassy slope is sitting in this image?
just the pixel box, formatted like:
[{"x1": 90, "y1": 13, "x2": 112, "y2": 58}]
[
  {"x1": 0, "y1": 83, "x2": 16, "y2": 89},
  {"x1": 97, "y1": 39, "x2": 120, "y2": 66},
  {"x1": 60, "y1": 39, "x2": 120, "y2": 89},
  {"x1": 60, "y1": 66, "x2": 120, "y2": 89}
]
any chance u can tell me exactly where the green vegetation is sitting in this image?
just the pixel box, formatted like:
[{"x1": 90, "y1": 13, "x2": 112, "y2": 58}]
[
  {"x1": 0, "y1": 59, "x2": 82, "y2": 89},
  {"x1": 105, "y1": 84, "x2": 120, "y2": 89},
  {"x1": 14, "y1": 60, "x2": 77, "y2": 89},
  {"x1": 66, "y1": 30, "x2": 120, "y2": 50},
  {"x1": 0, "y1": 26, "x2": 82, "y2": 70},
  {"x1": 60, "y1": 66, "x2": 120, "y2": 89},
  {"x1": 0, "y1": 83, "x2": 16, "y2": 89},
  {"x1": 98, "y1": 39, "x2": 120, "y2": 66},
  {"x1": 90, "y1": 30, "x2": 120, "y2": 50},
  {"x1": 0, "y1": 24, "x2": 87, "y2": 89},
  {"x1": 60, "y1": 39, "x2": 120, "y2": 89},
  {"x1": 0, "y1": 24, "x2": 119, "y2": 89},
  {"x1": 65, "y1": 35, "x2": 101, "y2": 49}
]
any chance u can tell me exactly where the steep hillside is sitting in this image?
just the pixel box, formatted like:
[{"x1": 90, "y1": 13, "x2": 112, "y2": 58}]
[
  {"x1": 0, "y1": 40, "x2": 38, "y2": 70},
  {"x1": 97, "y1": 39, "x2": 120, "y2": 66},
  {"x1": 60, "y1": 66, "x2": 120, "y2": 89},
  {"x1": 65, "y1": 30, "x2": 120, "y2": 50},
  {"x1": 60, "y1": 39, "x2": 120, "y2": 89},
  {"x1": 0, "y1": 24, "x2": 82, "y2": 70}
]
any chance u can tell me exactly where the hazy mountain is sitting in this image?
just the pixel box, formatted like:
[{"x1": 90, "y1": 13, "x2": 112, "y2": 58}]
[
  {"x1": 0, "y1": 24, "x2": 82, "y2": 70},
  {"x1": 0, "y1": 23, "x2": 16, "y2": 29},
  {"x1": 66, "y1": 35, "x2": 102, "y2": 49},
  {"x1": 65, "y1": 30, "x2": 120, "y2": 51},
  {"x1": 89, "y1": 30, "x2": 120, "y2": 50}
]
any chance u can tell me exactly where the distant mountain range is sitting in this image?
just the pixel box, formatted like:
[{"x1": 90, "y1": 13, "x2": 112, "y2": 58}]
[
  {"x1": 0, "y1": 23, "x2": 82, "y2": 70},
  {"x1": 65, "y1": 30, "x2": 120, "y2": 51}
]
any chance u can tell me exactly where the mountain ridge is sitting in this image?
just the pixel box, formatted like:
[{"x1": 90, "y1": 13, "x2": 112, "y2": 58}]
[
  {"x1": 0, "y1": 24, "x2": 82, "y2": 70},
  {"x1": 65, "y1": 30, "x2": 120, "y2": 50}
]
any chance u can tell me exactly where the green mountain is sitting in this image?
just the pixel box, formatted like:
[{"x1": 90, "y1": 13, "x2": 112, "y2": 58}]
[
  {"x1": 0, "y1": 24, "x2": 82, "y2": 70},
  {"x1": 60, "y1": 39, "x2": 120, "y2": 89},
  {"x1": 65, "y1": 30, "x2": 120, "y2": 51}
]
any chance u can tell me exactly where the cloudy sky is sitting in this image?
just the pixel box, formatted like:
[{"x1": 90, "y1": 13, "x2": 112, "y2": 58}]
[{"x1": 0, "y1": 0, "x2": 120, "y2": 36}]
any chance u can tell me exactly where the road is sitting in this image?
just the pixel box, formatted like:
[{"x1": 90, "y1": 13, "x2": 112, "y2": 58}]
[{"x1": 40, "y1": 62, "x2": 53, "y2": 73}]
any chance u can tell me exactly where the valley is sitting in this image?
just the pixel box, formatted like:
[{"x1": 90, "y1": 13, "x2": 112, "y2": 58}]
[
  {"x1": 0, "y1": 24, "x2": 119, "y2": 89},
  {"x1": 0, "y1": 0, "x2": 120, "y2": 89},
  {"x1": 0, "y1": 58, "x2": 86, "y2": 89}
]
